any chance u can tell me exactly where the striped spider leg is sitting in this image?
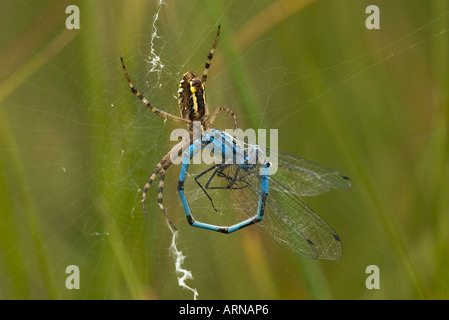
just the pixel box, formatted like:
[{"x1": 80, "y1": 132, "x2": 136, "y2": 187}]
[{"x1": 121, "y1": 26, "x2": 237, "y2": 230}]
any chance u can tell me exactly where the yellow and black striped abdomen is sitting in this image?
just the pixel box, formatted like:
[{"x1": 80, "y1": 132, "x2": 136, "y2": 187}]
[{"x1": 177, "y1": 71, "x2": 206, "y2": 122}]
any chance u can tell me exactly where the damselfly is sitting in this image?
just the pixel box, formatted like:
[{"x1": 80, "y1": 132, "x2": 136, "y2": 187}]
[{"x1": 178, "y1": 129, "x2": 351, "y2": 260}]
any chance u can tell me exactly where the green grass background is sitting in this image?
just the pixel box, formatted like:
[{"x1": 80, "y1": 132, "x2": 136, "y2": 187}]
[{"x1": 0, "y1": 0, "x2": 448, "y2": 299}]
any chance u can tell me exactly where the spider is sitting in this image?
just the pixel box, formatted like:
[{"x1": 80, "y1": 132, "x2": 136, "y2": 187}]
[
  {"x1": 120, "y1": 25, "x2": 237, "y2": 230},
  {"x1": 122, "y1": 26, "x2": 352, "y2": 260}
]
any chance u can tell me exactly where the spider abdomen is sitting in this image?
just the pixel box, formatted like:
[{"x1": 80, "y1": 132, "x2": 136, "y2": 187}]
[{"x1": 177, "y1": 71, "x2": 207, "y2": 122}]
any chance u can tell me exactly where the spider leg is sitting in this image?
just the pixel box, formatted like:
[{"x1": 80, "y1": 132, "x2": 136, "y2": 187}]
[
  {"x1": 157, "y1": 167, "x2": 177, "y2": 231},
  {"x1": 142, "y1": 155, "x2": 169, "y2": 217},
  {"x1": 201, "y1": 25, "x2": 220, "y2": 86},
  {"x1": 206, "y1": 105, "x2": 238, "y2": 129},
  {"x1": 120, "y1": 57, "x2": 191, "y2": 126},
  {"x1": 142, "y1": 157, "x2": 177, "y2": 229},
  {"x1": 142, "y1": 140, "x2": 189, "y2": 230}
]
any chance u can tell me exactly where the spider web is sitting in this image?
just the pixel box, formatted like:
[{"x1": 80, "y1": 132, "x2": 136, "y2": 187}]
[{"x1": 1, "y1": 0, "x2": 449, "y2": 300}]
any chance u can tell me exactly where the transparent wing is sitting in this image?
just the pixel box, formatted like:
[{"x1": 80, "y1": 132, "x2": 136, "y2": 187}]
[
  {"x1": 270, "y1": 150, "x2": 352, "y2": 197},
  {"x1": 193, "y1": 130, "x2": 350, "y2": 259},
  {"x1": 229, "y1": 132, "x2": 351, "y2": 196},
  {"x1": 263, "y1": 177, "x2": 341, "y2": 260},
  {"x1": 197, "y1": 163, "x2": 344, "y2": 260}
]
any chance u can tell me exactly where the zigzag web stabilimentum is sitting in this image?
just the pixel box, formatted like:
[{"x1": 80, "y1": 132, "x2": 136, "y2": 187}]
[{"x1": 144, "y1": 0, "x2": 199, "y2": 299}]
